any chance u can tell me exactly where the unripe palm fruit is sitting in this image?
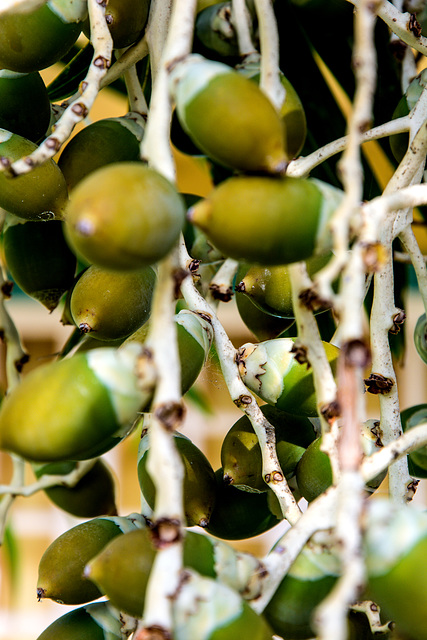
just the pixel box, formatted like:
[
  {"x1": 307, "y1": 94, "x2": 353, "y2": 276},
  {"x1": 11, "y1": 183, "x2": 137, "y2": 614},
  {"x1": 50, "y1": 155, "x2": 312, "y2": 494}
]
[
  {"x1": 58, "y1": 116, "x2": 144, "y2": 191},
  {"x1": 263, "y1": 542, "x2": 339, "y2": 639},
  {"x1": 195, "y1": 3, "x2": 240, "y2": 59},
  {"x1": 172, "y1": 570, "x2": 274, "y2": 640},
  {"x1": 169, "y1": 54, "x2": 288, "y2": 173},
  {"x1": 138, "y1": 431, "x2": 217, "y2": 527},
  {"x1": 364, "y1": 499, "x2": 427, "y2": 640},
  {"x1": 0, "y1": 1, "x2": 85, "y2": 73},
  {"x1": 414, "y1": 312, "x2": 427, "y2": 365},
  {"x1": 400, "y1": 404, "x2": 427, "y2": 478},
  {"x1": 204, "y1": 468, "x2": 283, "y2": 540},
  {"x1": 0, "y1": 70, "x2": 50, "y2": 143},
  {"x1": 69, "y1": 264, "x2": 156, "y2": 341},
  {"x1": 33, "y1": 459, "x2": 117, "y2": 518},
  {"x1": 65, "y1": 162, "x2": 186, "y2": 270},
  {"x1": 3, "y1": 217, "x2": 77, "y2": 311},
  {"x1": 237, "y1": 338, "x2": 340, "y2": 416},
  {"x1": 236, "y1": 288, "x2": 296, "y2": 341},
  {"x1": 0, "y1": 343, "x2": 150, "y2": 462},
  {"x1": 0, "y1": 129, "x2": 68, "y2": 220},
  {"x1": 37, "y1": 514, "x2": 143, "y2": 605},
  {"x1": 221, "y1": 405, "x2": 316, "y2": 492},
  {"x1": 189, "y1": 176, "x2": 342, "y2": 266},
  {"x1": 36, "y1": 602, "x2": 124, "y2": 640},
  {"x1": 389, "y1": 69, "x2": 427, "y2": 163},
  {"x1": 82, "y1": 0, "x2": 150, "y2": 49}
]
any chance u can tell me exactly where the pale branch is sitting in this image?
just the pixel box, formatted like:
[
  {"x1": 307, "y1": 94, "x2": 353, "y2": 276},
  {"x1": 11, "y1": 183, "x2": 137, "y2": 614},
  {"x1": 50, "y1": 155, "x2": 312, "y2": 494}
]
[
  {"x1": 399, "y1": 225, "x2": 427, "y2": 314},
  {"x1": 123, "y1": 63, "x2": 149, "y2": 117},
  {"x1": 207, "y1": 257, "x2": 238, "y2": 305},
  {"x1": 231, "y1": 0, "x2": 257, "y2": 56},
  {"x1": 100, "y1": 35, "x2": 149, "y2": 89},
  {"x1": 0, "y1": 454, "x2": 25, "y2": 543},
  {"x1": 252, "y1": 0, "x2": 285, "y2": 111},
  {"x1": 145, "y1": 0, "x2": 173, "y2": 81}
]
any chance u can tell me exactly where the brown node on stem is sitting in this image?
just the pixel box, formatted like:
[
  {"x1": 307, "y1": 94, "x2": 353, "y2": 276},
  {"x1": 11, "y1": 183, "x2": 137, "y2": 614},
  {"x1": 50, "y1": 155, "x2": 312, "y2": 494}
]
[
  {"x1": 298, "y1": 287, "x2": 331, "y2": 312},
  {"x1": 320, "y1": 400, "x2": 341, "y2": 423},
  {"x1": 364, "y1": 373, "x2": 394, "y2": 395},
  {"x1": 389, "y1": 309, "x2": 406, "y2": 334},
  {"x1": 209, "y1": 283, "x2": 233, "y2": 302},
  {"x1": 154, "y1": 401, "x2": 185, "y2": 431},
  {"x1": 233, "y1": 394, "x2": 253, "y2": 408},
  {"x1": 1, "y1": 280, "x2": 13, "y2": 298},
  {"x1": 149, "y1": 517, "x2": 182, "y2": 549},
  {"x1": 188, "y1": 258, "x2": 201, "y2": 276},
  {"x1": 341, "y1": 339, "x2": 371, "y2": 368},
  {"x1": 290, "y1": 342, "x2": 310, "y2": 367},
  {"x1": 408, "y1": 13, "x2": 422, "y2": 36}
]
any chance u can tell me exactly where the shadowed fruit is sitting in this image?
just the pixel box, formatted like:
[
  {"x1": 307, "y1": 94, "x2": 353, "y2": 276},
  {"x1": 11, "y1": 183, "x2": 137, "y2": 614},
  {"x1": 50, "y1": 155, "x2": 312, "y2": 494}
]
[
  {"x1": 35, "y1": 602, "x2": 123, "y2": 640},
  {"x1": 0, "y1": 70, "x2": 51, "y2": 143}
]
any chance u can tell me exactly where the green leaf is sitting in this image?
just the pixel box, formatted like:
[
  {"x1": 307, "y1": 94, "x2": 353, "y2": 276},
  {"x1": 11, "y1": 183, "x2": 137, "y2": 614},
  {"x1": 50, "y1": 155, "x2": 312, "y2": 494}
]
[{"x1": 47, "y1": 43, "x2": 94, "y2": 101}]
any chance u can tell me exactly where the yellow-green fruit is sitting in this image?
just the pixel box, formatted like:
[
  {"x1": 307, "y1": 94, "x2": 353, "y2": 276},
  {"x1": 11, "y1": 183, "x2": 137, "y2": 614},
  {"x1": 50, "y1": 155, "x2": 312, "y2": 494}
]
[
  {"x1": 58, "y1": 117, "x2": 144, "y2": 191},
  {"x1": 295, "y1": 437, "x2": 333, "y2": 502},
  {"x1": 189, "y1": 176, "x2": 342, "y2": 266},
  {"x1": 37, "y1": 516, "x2": 139, "y2": 605},
  {"x1": 70, "y1": 265, "x2": 156, "y2": 341},
  {"x1": 237, "y1": 338, "x2": 340, "y2": 416},
  {"x1": 36, "y1": 602, "x2": 123, "y2": 640},
  {"x1": 170, "y1": 54, "x2": 288, "y2": 173},
  {"x1": 33, "y1": 459, "x2": 117, "y2": 518},
  {"x1": 65, "y1": 162, "x2": 186, "y2": 270},
  {"x1": 0, "y1": 1, "x2": 84, "y2": 73},
  {"x1": 0, "y1": 344, "x2": 149, "y2": 461},
  {"x1": 138, "y1": 431, "x2": 217, "y2": 527},
  {"x1": 0, "y1": 70, "x2": 51, "y2": 143},
  {"x1": 0, "y1": 129, "x2": 68, "y2": 220}
]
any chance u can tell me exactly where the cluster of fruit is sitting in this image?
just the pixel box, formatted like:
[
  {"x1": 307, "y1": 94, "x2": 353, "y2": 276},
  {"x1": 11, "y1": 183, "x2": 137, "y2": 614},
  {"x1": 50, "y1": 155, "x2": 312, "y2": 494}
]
[{"x1": 0, "y1": 1, "x2": 427, "y2": 639}]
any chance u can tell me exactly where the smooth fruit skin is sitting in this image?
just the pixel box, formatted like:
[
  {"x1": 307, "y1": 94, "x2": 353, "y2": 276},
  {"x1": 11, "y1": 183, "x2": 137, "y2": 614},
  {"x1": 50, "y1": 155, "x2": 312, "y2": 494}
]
[
  {"x1": 104, "y1": 0, "x2": 150, "y2": 48},
  {"x1": 188, "y1": 176, "x2": 340, "y2": 266},
  {"x1": 3, "y1": 218, "x2": 77, "y2": 311},
  {"x1": 0, "y1": 129, "x2": 68, "y2": 220},
  {"x1": 35, "y1": 602, "x2": 123, "y2": 640},
  {"x1": 170, "y1": 55, "x2": 288, "y2": 173},
  {"x1": 0, "y1": 2, "x2": 83, "y2": 73},
  {"x1": 0, "y1": 70, "x2": 51, "y2": 143},
  {"x1": 295, "y1": 437, "x2": 333, "y2": 502},
  {"x1": 70, "y1": 265, "x2": 156, "y2": 341},
  {"x1": 414, "y1": 312, "x2": 427, "y2": 365},
  {"x1": 65, "y1": 162, "x2": 186, "y2": 270},
  {"x1": 236, "y1": 288, "x2": 296, "y2": 341}
]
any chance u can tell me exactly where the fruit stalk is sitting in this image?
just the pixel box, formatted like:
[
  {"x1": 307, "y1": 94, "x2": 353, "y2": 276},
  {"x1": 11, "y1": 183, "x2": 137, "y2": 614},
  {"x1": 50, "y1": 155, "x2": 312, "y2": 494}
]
[
  {"x1": 231, "y1": 0, "x2": 256, "y2": 56},
  {"x1": 0, "y1": 459, "x2": 97, "y2": 497},
  {"x1": 253, "y1": 0, "x2": 285, "y2": 111}
]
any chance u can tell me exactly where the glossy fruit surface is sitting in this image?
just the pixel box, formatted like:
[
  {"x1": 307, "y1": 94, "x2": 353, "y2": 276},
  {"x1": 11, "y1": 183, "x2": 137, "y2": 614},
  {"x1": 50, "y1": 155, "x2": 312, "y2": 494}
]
[
  {"x1": 170, "y1": 55, "x2": 288, "y2": 173},
  {"x1": 70, "y1": 264, "x2": 156, "y2": 341},
  {"x1": 0, "y1": 129, "x2": 68, "y2": 220},
  {"x1": 414, "y1": 312, "x2": 427, "y2": 365},
  {"x1": 104, "y1": 0, "x2": 150, "y2": 48},
  {"x1": 33, "y1": 459, "x2": 117, "y2": 518},
  {"x1": 295, "y1": 437, "x2": 333, "y2": 502},
  {"x1": 138, "y1": 431, "x2": 217, "y2": 527},
  {"x1": 235, "y1": 288, "x2": 295, "y2": 341},
  {"x1": 0, "y1": 70, "x2": 51, "y2": 143},
  {"x1": 36, "y1": 602, "x2": 123, "y2": 640},
  {"x1": 189, "y1": 176, "x2": 342, "y2": 266},
  {"x1": 0, "y1": 2, "x2": 83, "y2": 73},
  {"x1": 3, "y1": 218, "x2": 77, "y2": 311},
  {"x1": 65, "y1": 163, "x2": 186, "y2": 270},
  {"x1": 401, "y1": 404, "x2": 427, "y2": 476}
]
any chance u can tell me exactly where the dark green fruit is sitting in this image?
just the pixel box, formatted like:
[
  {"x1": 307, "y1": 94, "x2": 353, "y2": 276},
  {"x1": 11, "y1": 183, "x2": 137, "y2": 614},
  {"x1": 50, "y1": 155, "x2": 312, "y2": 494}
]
[
  {"x1": 58, "y1": 117, "x2": 144, "y2": 191},
  {"x1": 195, "y1": 3, "x2": 240, "y2": 59},
  {"x1": 33, "y1": 459, "x2": 117, "y2": 518},
  {"x1": 35, "y1": 602, "x2": 123, "y2": 640},
  {"x1": 236, "y1": 288, "x2": 296, "y2": 341},
  {"x1": 221, "y1": 405, "x2": 316, "y2": 492},
  {"x1": 414, "y1": 313, "x2": 427, "y2": 365},
  {"x1": 204, "y1": 469, "x2": 283, "y2": 540},
  {"x1": 189, "y1": 176, "x2": 342, "y2": 266},
  {"x1": 0, "y1": 70, "x2": 51, "y2": 143},
  {"x1": 0, "y1": 1, "x2": 85, "y2": 73},
  {"x1": 3, "y1": 218, "x2": 77, "y2": 311},
  {"x1": 37, "y1": 516, "x2": 138, "y2": 605},
  {"x1": 0, "y1": 129, "x2": 68, "y2": 220},
  {"x1": 138, "y1": 431, "x2": 217, "y2": 527},
  {"x1": 83, "y1": 0, "x2": 150, "y2": 48},
  {"x1": 401, "y1": 404, "x2": 427, "y2": 477},
  {"x1": 295, "y1": 437, "x2": 333, "y2": 502},
  {"x1": 70, "y1": 265, "x2": 156, "y2": 341},
  {"x1": 65, "y1": 162, "x2": 186, "y2": 270}
]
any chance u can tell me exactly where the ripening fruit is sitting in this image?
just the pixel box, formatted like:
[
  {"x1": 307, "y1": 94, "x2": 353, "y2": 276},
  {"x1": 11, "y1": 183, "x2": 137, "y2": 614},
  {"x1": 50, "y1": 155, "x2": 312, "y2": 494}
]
[
  {"x1": 3, "y1": 218, "x2": 77, "y2": 311},
  {"x1": 37, "y1": 515, "x2": 142, "y2": 605},
  {"x1": 0, "y1": 343, "x2": 150, "y2": 462},
  {"x1": 58, "y1": 116, "x2": 144, "y2": 191},
  {"x1": 414, "y1": 312, "x2": 427, "y2": 365},
  {"x1": 69, "y1": 264, "x2": 156, "y2": 341},
  {"x1": 189, "y1": 175, "x2": 342, "y2": 266},
  {"x1": 138, "y1": 431, "x2": 217, "y2": 527},
  {"x1": 65, "y1": 163, "x2": 186, "y2": 270},
  {"x1": 35, "y1": 602, "x2": 124, "y2": 640},
  {"x1": 33, "y1": 459, "x2": 117, "y2": 518},
  {"x1": 170, "y1": 55, "x2": 288, "y2": 173},
  {"x1": 0, "y1": 1, "x2": 85, "y2": 73},
  {"x1": 221, "y1": 405, "x2": 316, "y2": 492},
  {"x1": 400, "y1": 404, "x2": 427, "y2": 478},
  {"x1": 237, "y1": 338, "x2": 340, "y2": 416},
  {"x1": 0, "y1": 129, "x2": 68, "y2": 220},
  {"x1": 0, "y1": 70, "x2": 51, "y2": 143}
]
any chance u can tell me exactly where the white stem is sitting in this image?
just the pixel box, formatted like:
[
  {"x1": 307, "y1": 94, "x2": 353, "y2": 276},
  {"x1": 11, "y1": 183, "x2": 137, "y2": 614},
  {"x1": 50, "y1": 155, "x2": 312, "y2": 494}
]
[
  {"x1": 252, "y1": 0, "x2": 285, "y2": 110},
  {"x1": 232, "y1": 0, "x2": 256, "y2": 56},
  {"x1": 0, "y1": 459, "x2": 97, "y2": 497}
]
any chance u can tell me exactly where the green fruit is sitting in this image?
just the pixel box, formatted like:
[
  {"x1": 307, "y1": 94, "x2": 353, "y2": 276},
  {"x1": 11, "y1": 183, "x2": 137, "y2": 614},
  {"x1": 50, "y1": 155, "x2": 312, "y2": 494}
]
[
  {"x1": 414, "y1": 313, "x2": 427, "y2": 365},
  {"x1": 0, "y1": 343, "x2": 149, "y2": 461},
  {"x1": 0, "y1": 70, "x2": 51, "y2": 143},
  {"x1": 103, "y1": 0, "x2": 150, "y2": 48},
  {"x1": 138, "y1": 431, "x2": 217, "y2": 527},
  {"x1": 69, "y1": 264, "x2": 156, "y2": 341},
  {"x1": 37, "y1": 515, "x2": 141, "y2": 605},
  {"x1": 401, "y1": 404, "x2": 427, "y2": 477},
  {"x1": 295, "y1": 437, "x2": 333, "y2": 502},
  {"x1": 0, "y1": 1, "x2": 85, "y2": 73},
  {"x1": 236, "y1": 288, "x2": 295, "y2": 341},
  {"x1": 364, "y1": 500, "x2": 427, "y2": 640},
  {"x1": 237, "y1": 338, "x2": 340, "y2": 416},
  {"x1": 65, "y1": 162, "x2": 186, "y2": 270},
  {"x1": 389, "y1": 69, "x2": 427, "y2": 163},
  {"x1": 58, "y1": 117, "x2": 144, "y2": 191},
  {"x1": 3, "y1": 217, "x2": 77, "y2": 311},
  {"x1": 170, "y1": 54, "x2": 288, "y2": 173},
  {"x1": 35, "y1": 602, "x2": 124, "y2": 640},
  {"x1": 221, "y1": 405, "x2": 316, "y2": 492},
  {"x1": 195, "y1": 3, "x2": 240, "y2": 59},
  {"x1": 204, "y1": 469, "x2": 283, "y2": 540},
  {"x1": 33, "y1": 459, "x2": 117, "y2": 518},
  {"x1": 263, "y1": 543, "x2": 339, "y2": 639},
  {"x1": 189, "y1": 176, "x2": 342, "y2": 266},
  {"x1": 0, "y1": 129, "x2": 68, "y2": 220}
]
